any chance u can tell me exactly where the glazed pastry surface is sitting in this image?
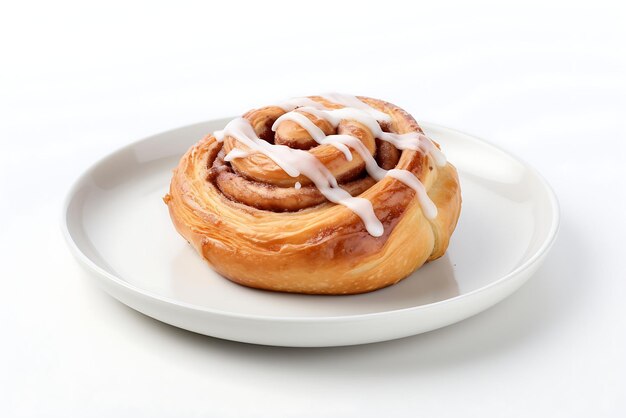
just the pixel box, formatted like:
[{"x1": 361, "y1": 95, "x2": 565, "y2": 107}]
[{"x1": 165, "y1": 95, "x2": 461, "y2": 294}]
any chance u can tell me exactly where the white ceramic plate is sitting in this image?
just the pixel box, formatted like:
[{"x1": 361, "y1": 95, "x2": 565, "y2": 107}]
[{"x1": 62, "y1": 119, "x2": 559, "y2": 347}]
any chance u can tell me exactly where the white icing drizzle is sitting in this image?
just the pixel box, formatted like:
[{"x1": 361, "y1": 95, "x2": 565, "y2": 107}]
[
  {"x1": 224, "y1": 148, "x2": 252, "y2": 161},
  {"x1": 294, "y1": 182, "x2": 301, "y2": 190},
  {"x1": 214, "y1": 130, "x2": 225, "y2": 143},
  {"x1": 215, "y1": 117, "x2": 384, "y2": 237},
  {"x1": 320, "y1": 93, "x2": 391, "y2": 122},
  {"x1": 386, "y1": 169, "x2": 438, "y2": 219},
  {"x1": 329, "y1": 141, "x2": 353, "y2": 161},
  {"x1": 272, "y1": 111, "x2": 326, "y2": 142},
  {"x1": 215, "y1": 94, "x2": 446, "y2": 235}
]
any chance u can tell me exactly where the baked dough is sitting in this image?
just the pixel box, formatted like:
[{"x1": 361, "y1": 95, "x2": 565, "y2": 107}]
[{"x1": 165, "y1": 95, "x2": 461, "y2": 294}]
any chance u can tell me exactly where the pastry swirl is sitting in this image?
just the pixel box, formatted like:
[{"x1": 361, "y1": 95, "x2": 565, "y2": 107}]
[{"x1": 165, "y1": 94, "x2": 461, "y2": 294}]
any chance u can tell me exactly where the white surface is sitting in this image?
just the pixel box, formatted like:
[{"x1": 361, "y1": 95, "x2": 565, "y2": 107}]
[
  {"x1": 62, "y1": 120, "x2": 559, "y2": 346},
  {"x1": 1, "y1": 0, "x2": 625, "y2": 415}
]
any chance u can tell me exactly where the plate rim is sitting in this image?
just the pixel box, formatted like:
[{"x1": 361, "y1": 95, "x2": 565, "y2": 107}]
[{"x1": 61, "y1": 119, "x2": 560, "y2": 323}]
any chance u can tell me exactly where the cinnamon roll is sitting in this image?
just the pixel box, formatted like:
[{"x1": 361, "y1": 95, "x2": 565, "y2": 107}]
[{"x1": 165, "y1": 94, "x2": 461, "y2": 294}]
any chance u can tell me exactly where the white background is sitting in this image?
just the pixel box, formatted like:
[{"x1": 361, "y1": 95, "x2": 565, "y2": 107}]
[{"x1": 1, "y1": 0, "x2": 625, "y2": 416}]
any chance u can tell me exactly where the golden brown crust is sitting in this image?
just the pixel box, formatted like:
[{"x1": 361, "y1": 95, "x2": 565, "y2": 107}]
[{"x1": 166, "y1": 96, "x2": 462, "y2": 294}]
